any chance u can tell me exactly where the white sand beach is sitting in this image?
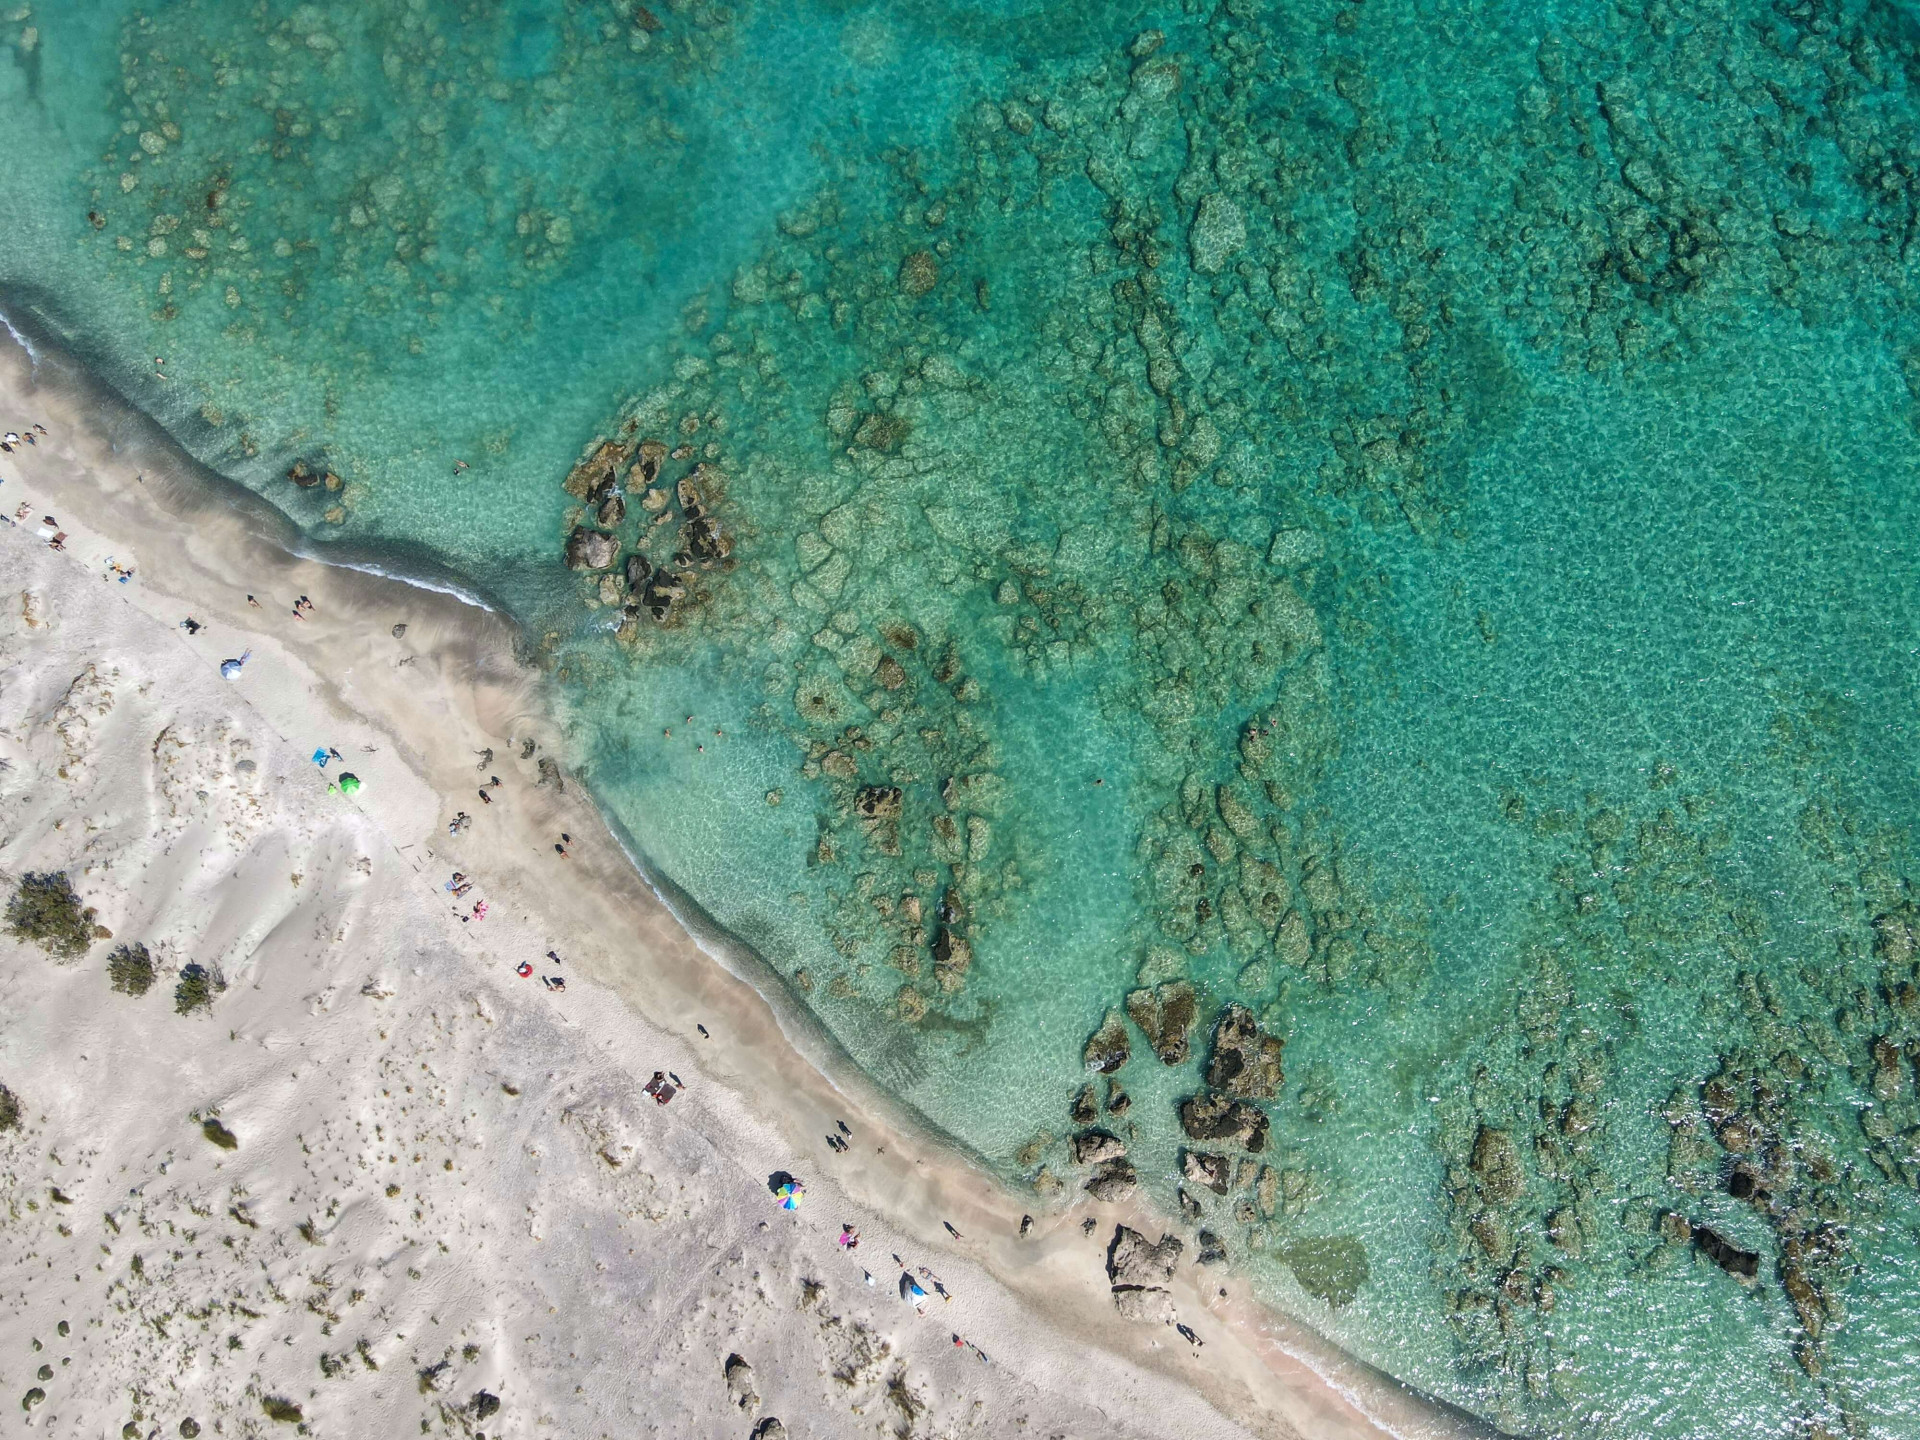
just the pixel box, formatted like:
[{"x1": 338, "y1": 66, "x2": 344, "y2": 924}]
[{"x1": 0, "y1": 330, "x2": 1467, "y2": 1439}]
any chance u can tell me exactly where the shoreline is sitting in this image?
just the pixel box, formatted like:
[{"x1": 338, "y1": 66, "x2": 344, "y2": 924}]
[{"x1": 0, "y1": 316, "x2": 1483, "y2": 1440}]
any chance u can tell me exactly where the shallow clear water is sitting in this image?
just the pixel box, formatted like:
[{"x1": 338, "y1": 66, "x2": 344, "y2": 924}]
[{"x1": 6, "y1": 2, "x2": 1920, "y2": 1435}]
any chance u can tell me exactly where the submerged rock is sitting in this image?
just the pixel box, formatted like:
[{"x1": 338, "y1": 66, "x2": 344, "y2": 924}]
[
  {"x1": 565, "y1": 526, "x2": 619, "y2": 571},
  {"x1": 1205, "y1": 1003, "x2": 1285, "y2": 1099},
  {"x1": 1189, "y1": 193, "x2": 1246, "y2": 275},
  {"x1": 1126, "y1": 981, "x2": 1198, "y2": 1065},
  {"x1": 1197, "y1": 1230, "x2": 1228, "y2": 1265},
  {"x1": 624, "y1": 553, "x2": 652, "y2": 592},
  {"x1": 854, "y1": 786, "x2": 903, "y2": 821},
  {"x1": 1084, "y1": 1010, "x2": 1131, "y2": 1074},
  {"x1": 898, "y1": 249, "x2": 940, "y2": 296},
  {"x1": 1179, "y1": 1091, "x2": 1269, "y2": 1152},
  {"x1": 596, "y1": 492, "x2": 626, "y2": 527},
  {"x1": 1470, "y1": 1126, "x2": 1526, "y2": 1205}
]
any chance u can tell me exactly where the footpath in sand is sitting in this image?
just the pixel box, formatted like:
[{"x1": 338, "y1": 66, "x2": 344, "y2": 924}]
[{"x1": 0, "y1": 335, "x2": 1465, "y2": 1440}]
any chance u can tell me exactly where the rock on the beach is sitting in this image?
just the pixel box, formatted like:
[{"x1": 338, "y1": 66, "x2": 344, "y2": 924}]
[
  {"x1": 564, "y1": 525, "x2": 619, "y2": 571},
  {"x1": 1084, "y1": 1009, "x2": 1131, "y2": 1074},
  {"x1": 1197, "y1": 1230, "x2": 1228, "y2": 1265},
  {"x1": 1205, "y1": 1003, "x2": 1285, "y2": 1099},
  {"x1": 724, "y1": 1354, "x2": 760, "y2": 1412},
  {"x1": 1179, "y1": 1091, "x2": 1269, "y2": 1152},
  {"x1": 1073, "y1": 1129, "x2": 1127, "y2": 1166},
  {"x1": 1107, "y1": 1226, "x2": 1184, "y2": 1287},
  {"x1": 1126, "y1": 981, "x2": 1198, "y2": 1065},
  {"x1": 750, "y1": 1420, "x2": 787, "y2": 1440},
  {"x1": 1084, "y1": 1156, "x2": 1138, "y2": 1202},
  {"x1": 1111, "y1": 1285, "x2": 1177, "y2": 1325}
]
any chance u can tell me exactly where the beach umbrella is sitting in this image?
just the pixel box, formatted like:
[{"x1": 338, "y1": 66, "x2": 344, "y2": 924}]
[
  {"x1": 219, "y1": 649, "x2": 251, "y2": 680},
  {"x1": 336, "y1": 773, "x2": 361, "y2": 795},
  {"x1": 774, "y1": 1181, "x2": 804, "y2": 1210}
]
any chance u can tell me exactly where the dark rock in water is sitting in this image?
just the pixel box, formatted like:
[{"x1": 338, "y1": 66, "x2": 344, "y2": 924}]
[
  {"x1": 1206, "y1": 1003, "x2": 1285, "y2": 1100},
  {"x1": 1126, "y1": 981, "x2": 1198, "y2": 1065},
  {"x1": 624, "y1": 553, "x2": 652, "y2": 591},
  {"x1": 631, "y1": 439, "x2": 667, "y2": 488},
  {"x1": 1107, "y1": 1226, "x2": 1183, "y2": 1287},
  {"x1": 937, "y1": 887, "x2": 966, "y2": 925},
  {"x1": 1106, "y1": 1086, "x2": 1131, "y2": 1117},
  {"x1": 564, "y1": 525, "x2": 619, "y2": 571},
  {"x1": 931, "y1": 927, "x2": 971, "y2": 992},
  {"x1": 287, "y1": 458, "x2": 326, "y2": 488},
  {"x1": 596, "y1": 493, "x2": 626, "y2": 527},
  {"x1": 855, "y1": 786, "x2": 903, "y2": 821},
  {"x1": 1177, "y1": 1186, "x2": 1204, "y2": 1221},
  {"x1": 642, "y1": 569, "x2": 687, "y2": 621},
  {"x1": 1726, "y1": 1169, "x2": 1756, "y2": 1200},
  {"x1": 1692, "y1": 1223, "x2": 1760, "y2": 1279},
  {"x1": 1084, "y1": 1156, "x2": 1138, "y2": 1202},
  {"x1": 1069, "y1": 1084, "x2": 1098, "y2": 1126},
  {"x1": 1179, "y1": 1092, "x2": 1269, "y2": 1152},
  {"x1": 1197, "y1": 1230, "x2": 1228, "y2": 1265},
  {"x1": 1182, "y1": 1149, "x2": 1231, "y2": 1194},
  {"x1": 1072, "y1": 1130, "x2": 1127, "y2": 1166},
  {"x1": 1084, "y1": 1010, "x2": 1131, "y2": 1074},
  {"x1": 563, "y1": 437, "x2": 635, "y2": 499},
  {"x1": 683, "y1": 514, "x2": 731, "y2": 563},
  {"x1": 1470, "y1": 1126, "x2": 1526, "y2": 1205}
]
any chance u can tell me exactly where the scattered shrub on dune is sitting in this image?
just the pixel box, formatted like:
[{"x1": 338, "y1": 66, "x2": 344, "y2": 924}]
[
  {"x1": 107, "y1": 942, "x2": 155, "y2": 996},
  {"x1": 0, "y1": 1082, "x2": 20, "y2": 1132},
  {"x1": 201, "y1": 1116, "x2": 239, "y2": 1150},
  {"x1": 5, "y1": 872, "x2": 99, "y2": 961},
  {"x1": 174, "y1": 962, "x2": 225, "y2": 1016},
  {"x1": 261, "y1": 1396, "x2": 303, "y2": 1423}
]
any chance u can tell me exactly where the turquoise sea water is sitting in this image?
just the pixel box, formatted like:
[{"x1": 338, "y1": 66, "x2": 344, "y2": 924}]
[{"x1": 6, "y1": 2, "x2": 1920, "y2": 1435}]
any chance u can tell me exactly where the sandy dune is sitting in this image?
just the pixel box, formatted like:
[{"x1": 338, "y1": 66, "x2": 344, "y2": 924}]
[{"x1": 0, "y1": 332, "x2": 1464, "y2": 1440}]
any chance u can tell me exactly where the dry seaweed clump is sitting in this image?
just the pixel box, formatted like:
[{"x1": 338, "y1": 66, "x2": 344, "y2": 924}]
[
  {"x1": 5, "y1": 871, "x2": 100, "y2": 961},
  {"x1": 108, "y1": 942, "x2": 156, "y2": 997},
  {"x1": 174, "y1": 962, "x2": 226, "y2": 1016}
]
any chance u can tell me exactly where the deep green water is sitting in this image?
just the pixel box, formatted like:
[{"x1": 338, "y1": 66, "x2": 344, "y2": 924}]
[{"x1": 6, "y1": 2, "x2": 1920, "y2": 1435}]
